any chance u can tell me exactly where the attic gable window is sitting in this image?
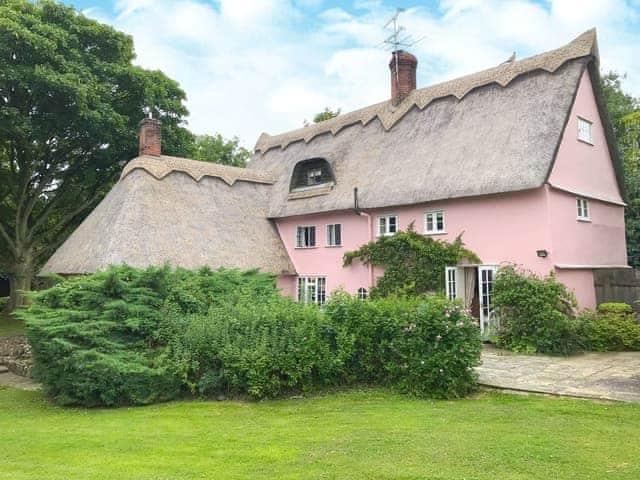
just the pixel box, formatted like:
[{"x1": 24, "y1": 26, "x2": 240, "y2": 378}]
[
  {"x1": 290, "y1": 158, "x2": 335, "y2": 193},
  {"x1": 577, "y1": 197, "x2": 590, "y2": 221},
  {"x1": 578, "y1": 117, "x2": 593, "y2": 144}
]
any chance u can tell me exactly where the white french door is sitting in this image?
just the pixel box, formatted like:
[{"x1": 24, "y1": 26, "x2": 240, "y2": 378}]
[{"x1": 478, "y1": 266, "x2": 498, "y2": 338}]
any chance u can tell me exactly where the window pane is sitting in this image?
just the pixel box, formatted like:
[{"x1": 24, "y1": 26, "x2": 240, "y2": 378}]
[
  {"x1": 334, "y1": 224, "x2": 341, "y2": 245},
  {"x1": 296, "y1": 227, "x2": 303, "y2": 247},
  {"x1": 436, "y1": 212, "x2": 444, "y2": 231},
  {"x1": 309, "y1": 226, "x2": 316, "y2": 246},
  {"x1": 389, "y1": 216, "x2": 397, "y2": 232},
  {"x1": 426, "y1": 214, "x2": 433, "y2": 231},
  {"x1": 378, "y1": 217, "x2": 386, "y2": 236}
]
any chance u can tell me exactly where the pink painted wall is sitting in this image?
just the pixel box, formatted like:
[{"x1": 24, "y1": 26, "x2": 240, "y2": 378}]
[
  {"x1": 548, "y1": 70, "x2": 623, "y2": 202},
  {"x1": 275, "y1": 210, "x2": 374, "y2": 295},
  {"x1": 276, "y1": 188, "x2": 556, "y2": 297},
  {"x1": 545, "y1": 70, "x2": 627, "y2": 308},
  {"x1": 555, "y1": 269, "x2": 596, "y2": 310}
]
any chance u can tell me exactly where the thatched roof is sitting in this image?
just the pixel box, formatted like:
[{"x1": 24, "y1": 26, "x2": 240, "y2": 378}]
[
  {"x1": 41, "y1": 156, "x2": 295, "y2": 275},
  {"x1": 251, "y1": 30, "x2": 610, "y2": 218}
]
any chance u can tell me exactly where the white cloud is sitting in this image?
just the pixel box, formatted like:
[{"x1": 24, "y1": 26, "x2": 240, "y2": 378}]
[{"x1": 86, "y1": 0, "x2": 640, "y2": 148}]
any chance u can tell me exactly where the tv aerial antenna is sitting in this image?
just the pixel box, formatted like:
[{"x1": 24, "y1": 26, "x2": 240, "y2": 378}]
[{"x1": 382, "y1": 8, "x2": 424, "y2": 84}]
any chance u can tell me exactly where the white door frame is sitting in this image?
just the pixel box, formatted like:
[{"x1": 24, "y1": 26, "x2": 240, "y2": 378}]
[{"x1": 478, "y1": 265, "x2": 498, "y2": 337}]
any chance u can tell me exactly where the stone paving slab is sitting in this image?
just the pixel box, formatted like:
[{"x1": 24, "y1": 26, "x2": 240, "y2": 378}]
[
  {"x1": 478, "y1": 346, "x2": 640, "y2": 402},
  {"x1": 0, "y1": 372, "x2": 40, "y2": 391}
]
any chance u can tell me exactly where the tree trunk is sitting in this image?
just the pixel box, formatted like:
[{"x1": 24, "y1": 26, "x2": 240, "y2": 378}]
[{"x1": 7, "y1": 255, "x2": 34, "y2": 312}]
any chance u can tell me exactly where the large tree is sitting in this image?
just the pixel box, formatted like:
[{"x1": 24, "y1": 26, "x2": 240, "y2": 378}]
[
  {"x1": 600, "y1": 72, "x2": 640, "y2": 267},
  {"x1": 0, "y1": 0, "x2": 193, "y2": 310},
  {"x1": 190, "y1": 134, "x2": 250, "y2": 167}
]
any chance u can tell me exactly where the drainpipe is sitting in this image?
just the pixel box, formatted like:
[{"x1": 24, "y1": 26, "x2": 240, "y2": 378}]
[{"x1": 353, "y1": 187, "x2": 375, "y2": 288}]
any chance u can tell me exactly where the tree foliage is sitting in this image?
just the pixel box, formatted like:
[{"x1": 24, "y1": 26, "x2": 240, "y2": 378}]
[
  {"x1": 304, "y1": 107, "x2": 341, "y2": 126},
  {"x1": 0, "y1": 0, "x2": 193, "y2": 309},
  {"x1": 600, "y1": 72, "x2": 640, "y2": 266},
  {"x1": 343, "y1": 224, "x2": 479, "y2": 298},
  {"x1": 189, "y1": 134, "x2": 250, "y2": 168}
]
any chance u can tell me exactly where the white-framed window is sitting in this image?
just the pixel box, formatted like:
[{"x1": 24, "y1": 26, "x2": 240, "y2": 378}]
[
  {"x1": 578, "y1": 117, "x2": 593, "y2": 144},
  {"x1": 296, "y1": 226, "x2": 316, "y2": 248},
  {"x1": 326, "y1": 224, "x2": 342, "y2": 247},
  {"x1": 297, "y1": 276, "x2": 327, "y2": 306},
  {"x1": 577, "y1": 197, "x2": 590, "y2": 221},
  {"x1": 424, "y1": 211, "x2": 445, "y2": 234},
  {"x1": 357, "y1": 287, "x2": 368, "y2": 301},
  {"x1": 307, "y1": 168, "x2": 323, "y2": 185},
  {"x1": 445, "y1": 267, "x2": 457, "y2": 300},
  {"x1": 377, "y1": 215, "x2": 398, "y2": 237}
]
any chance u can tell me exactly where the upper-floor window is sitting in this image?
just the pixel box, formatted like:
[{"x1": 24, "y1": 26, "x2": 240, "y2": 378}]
[
  {"x1": 296, "y1": 226, "x2": 316, "y2": 248},
  {"x1": 290, "y1": 158, "x2": 335, "y2": 191},
  {"x1": 578, "y1": 117, "x2": 593, "y2": 144},
  {"x1": 357, "y1": 287, "x2": 368, "y2": 301},
  {"x1": 424, "y1": 211, "x2": 445, "y2": 234},
  {"x1": 577, "y1": 197, "x2": 590, "y2": 221},
  {"x1": 377, "y1": 215, "x2": 398, "y2": 237},
  {"x1": 297, "y1": 276, "x2": 326, "y2": 306},
  {"x1": 327, "y1": 224, "x2": 342, "y2": 247}
]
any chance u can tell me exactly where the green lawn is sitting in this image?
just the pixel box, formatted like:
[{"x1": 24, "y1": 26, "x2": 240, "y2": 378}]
[
  {"x1": 1, "y1": 387, "x2": 639, "y2": 479},
  {"x1": 0, "y1": 312, "x2": 25, "y2": 337}
]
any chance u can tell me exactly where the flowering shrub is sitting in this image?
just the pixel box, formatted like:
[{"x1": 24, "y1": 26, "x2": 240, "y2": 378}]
[
  {"x1": 493, "y1": 266, "x2": 581, "y2": 355},
  {"x1": 326, "y1": 292, "x2": 482, "y2": 399}
]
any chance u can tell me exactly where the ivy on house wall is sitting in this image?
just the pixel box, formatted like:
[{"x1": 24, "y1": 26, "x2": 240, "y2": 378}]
[{"x1": 343, "y1": 223, "x2": 480, "y2": 298}]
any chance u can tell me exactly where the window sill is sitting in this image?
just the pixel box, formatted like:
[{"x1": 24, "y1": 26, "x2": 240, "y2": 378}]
[
  {"x1": 325, "y1": 245, "x2": 343, "y2": 248},
  {"x1": 295, "y1": 246, "x2": 319, "y2": 249},
  {"x1": 577, "y1": 138, "x2": 594, "y2": 146},
  {"x1": 577, "y1": 217, "x2": 592, "y2": 223},
  {"x1": 425, "y1": 231, "x2": 447, "y2": 236}
]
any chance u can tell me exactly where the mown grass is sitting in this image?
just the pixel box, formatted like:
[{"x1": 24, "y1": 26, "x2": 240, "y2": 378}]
[
  {"x1": 0, "y1": 312, "x2": 25, "y2": 337},
  {"x1": 1, "y1": 387, "x2": 639, "y2": 479}
]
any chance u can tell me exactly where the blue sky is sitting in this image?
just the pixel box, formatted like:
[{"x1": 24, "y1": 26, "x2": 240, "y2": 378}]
[{"x1": 64, "y1": 1, "x2": 640, "y2": 147}]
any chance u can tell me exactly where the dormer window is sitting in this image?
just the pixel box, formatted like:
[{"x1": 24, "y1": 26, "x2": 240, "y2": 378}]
[{"x1": 289, "y1": 158, "x2": 336, "y2": 196}]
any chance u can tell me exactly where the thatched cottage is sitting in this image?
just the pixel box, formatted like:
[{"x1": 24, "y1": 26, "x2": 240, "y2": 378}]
[{"x1": 43, "y1": 29, "x2": 627, "y2": 337}]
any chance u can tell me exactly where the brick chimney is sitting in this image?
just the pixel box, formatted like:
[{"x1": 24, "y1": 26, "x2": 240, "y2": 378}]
[
  {"x1": 389, "y1": 50, "x2": 418, "y2": 106},
  {"x1": 138, "y1": 117, "x2": 161, "y2": 156}
]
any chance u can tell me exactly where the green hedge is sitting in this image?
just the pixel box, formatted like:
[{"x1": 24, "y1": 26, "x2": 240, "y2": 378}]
[
  {"x1": 326, "y1": 292, "x2": 481, "y2": 398},
  {"x1": 578, "y1": 303, "x2": 640, "y2": 351},
  {"x1": 18, "y1": 266, "x2": 278, "y2": 406},
  {"x1": 20, "y1": 266, "x2": 482, "y2": 406},
  {"x1": 171, "y1": 295, "x2": 340, "y2": 399}
]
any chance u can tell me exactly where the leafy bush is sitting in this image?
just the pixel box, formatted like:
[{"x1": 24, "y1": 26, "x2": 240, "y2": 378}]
[
  {"x1": 171, "y1": 295, "x2": 340, "y2": 399},
  {"x1": 598, "y1": 302, "x2": 634, "y2": 315},
  {"x1": 493, "y1": 266, "x2": 580, "y2": 355},
  {"x1": 326, "y1": 292, "x2": 482, "y2": 398},
  {"x1": 18, "y1": 265, "x2": 279, "y2": 406},
  {"x1": 0, "y1": 296, "x2": 8, "y2": 312},
  {"x1": 343, "y1": 224, "x2": 479, "y2": 298},
  {"x1": 578, "y1": 303, "x2": 640, "y2": 351},
  {"x1": 21, "y1": 265, "x2": 482, "y2": 406}
]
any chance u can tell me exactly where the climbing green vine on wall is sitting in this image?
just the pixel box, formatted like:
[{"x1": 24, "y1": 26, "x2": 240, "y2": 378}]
[{"x1": 343, "y1": 223, "x2": 479, "y2": 298}]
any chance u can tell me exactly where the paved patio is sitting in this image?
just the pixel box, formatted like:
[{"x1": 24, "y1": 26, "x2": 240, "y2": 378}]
[{"x1": 478, "y1": 346, "x2": 640, "y2": 402}]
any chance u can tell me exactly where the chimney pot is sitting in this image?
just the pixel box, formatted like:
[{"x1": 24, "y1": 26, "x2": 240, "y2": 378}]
[
  {"x1": 138, "y1": 117, "x2": 162, "y2": 156},
  {"x1": 389, "y1": 50, "x2": 418, "y2": 106}
]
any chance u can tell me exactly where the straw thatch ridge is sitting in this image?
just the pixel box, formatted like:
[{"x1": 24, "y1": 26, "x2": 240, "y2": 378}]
[
  {"x1": 122, "y1": 154, "x2": 276, "y2": 185},
  {"x1": 254, "y1": 29, "x2": 598, "y2": 154},
  {"x1": 41, "y1": 166, "x2": 295, "y2": 275},
  {"x1": 251, "y1": 57, "x2": 589, "y2": 218}
]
